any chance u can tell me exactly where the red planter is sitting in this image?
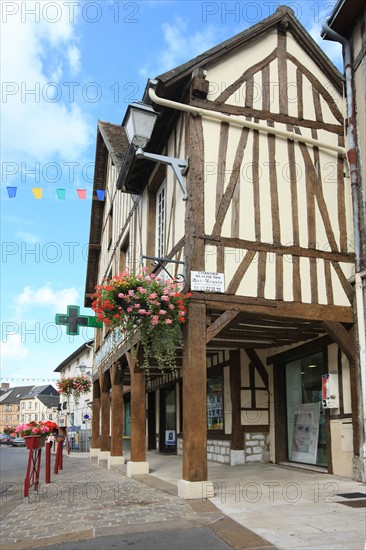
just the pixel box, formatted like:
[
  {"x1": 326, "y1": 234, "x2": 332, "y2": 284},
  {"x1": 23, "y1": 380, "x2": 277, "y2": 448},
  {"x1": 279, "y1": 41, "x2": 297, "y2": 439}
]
[{"x1": 25, "y1": 436, "x2": 46, "y2": 450}]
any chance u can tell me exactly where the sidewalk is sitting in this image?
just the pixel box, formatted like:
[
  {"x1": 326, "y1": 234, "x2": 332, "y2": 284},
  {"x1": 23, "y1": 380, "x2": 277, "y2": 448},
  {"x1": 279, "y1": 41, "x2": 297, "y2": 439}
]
[{"x1": 1, "y1": 451, "x2": 365, "y2": 550}]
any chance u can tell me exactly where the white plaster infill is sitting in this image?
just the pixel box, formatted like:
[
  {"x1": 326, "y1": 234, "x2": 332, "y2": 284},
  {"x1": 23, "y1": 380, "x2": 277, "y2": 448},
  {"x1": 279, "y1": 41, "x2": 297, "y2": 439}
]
[
  {"x1": 178, "y1": 479, "x2": 215, "y2": 500},
  {"x1": 126, "y1": 461, "x2": 149, "y2": 477},
  {"x1": 108, "y1": 455, "x2": 125, "y2": 469},
  {"x1": 97, "y1": 450, "x2": 110, "y2": 464},
  {"x1": 89, "y1": 447, "x2": 100, "y2": 458}
]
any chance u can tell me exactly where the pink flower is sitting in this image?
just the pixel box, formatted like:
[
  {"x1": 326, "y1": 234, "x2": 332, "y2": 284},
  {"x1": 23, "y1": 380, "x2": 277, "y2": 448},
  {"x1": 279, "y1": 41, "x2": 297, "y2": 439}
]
[
  {"x1": 149, "y1": 293, "x2": 157, "y2": 299},
  {"x1": 165, "y1": 319, "x2": 172, "y2": 324},
  {"x1": 137, "y1": 287, "x2": 147, "y2": 294},
  {"x1": 161, "y1": 296, "x2": 169, "y2": 301},
  {"x1": 159, "y1": 310, "x2": 167, "y2": 315},
  {"x1": 152, "y1": 316, "x2": 159, "y2": 325},
  {"x1": 32, "y1": 427, "x2": 40, "y2": 434},
  {"x1": 168, "y1": 304, "x2": 175, "y2": 309},
  {"x1": 127, "y1": 307, "x2": 133, "y2": 312},
  {"x1": 138, "y1": 309, "x2": 147, "y2": 314}
]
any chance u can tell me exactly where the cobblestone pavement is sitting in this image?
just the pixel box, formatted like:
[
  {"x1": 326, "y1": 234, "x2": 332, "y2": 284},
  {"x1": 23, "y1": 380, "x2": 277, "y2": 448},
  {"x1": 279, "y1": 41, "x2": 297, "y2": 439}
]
[{"x1": 0, "y1": 454, "x2": 271, "y2": 550}]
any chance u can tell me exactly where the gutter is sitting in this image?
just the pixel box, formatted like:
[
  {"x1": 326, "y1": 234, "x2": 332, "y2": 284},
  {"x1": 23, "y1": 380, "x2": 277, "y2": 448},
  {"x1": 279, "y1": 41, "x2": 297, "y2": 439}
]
[
  {"x1": 148, "y1": 84, "x2": 345, "y2": 156},
  {"x1": 322, "y1": 17, "x2": 366, "y2": 474}
]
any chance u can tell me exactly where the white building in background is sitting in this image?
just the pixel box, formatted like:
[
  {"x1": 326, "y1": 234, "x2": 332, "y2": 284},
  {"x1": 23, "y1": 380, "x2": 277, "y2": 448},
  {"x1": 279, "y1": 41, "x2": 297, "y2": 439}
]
[
  {"x1": 19, "y1": 385, "x2": 59, "y2": 424},
  {"x1": 54, "y1": 340, "x2": 94, "y2": 451}
]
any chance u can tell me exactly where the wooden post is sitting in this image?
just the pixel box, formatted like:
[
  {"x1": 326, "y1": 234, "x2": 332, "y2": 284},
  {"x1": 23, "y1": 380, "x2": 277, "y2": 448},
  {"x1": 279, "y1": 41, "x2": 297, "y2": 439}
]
[
  {"x1": 182, "y1": 301, "x2": 207, "y2": 482},
  {"x1": 100, "y1": 372, "x2": 111, "y2": 452},
  {"x1": 128, "y1": 352, "x2": 146, "y2": 463},
  {"x1": 91, "y1": 379, "x2": 101, "y2": 449},
  {"x1": 110, "y1": 363, "x2": 124, "y2": 457},
  {"x1": 230, "y1": 350, "x2": 244, "y2": 451},
  {"x1": 45, "y1": 442, "x2": 51, "y2": 483}
]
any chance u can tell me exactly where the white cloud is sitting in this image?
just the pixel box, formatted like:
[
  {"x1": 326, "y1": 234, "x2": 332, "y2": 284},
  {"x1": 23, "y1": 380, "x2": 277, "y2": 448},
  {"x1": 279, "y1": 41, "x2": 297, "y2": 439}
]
[
  {"x1": 15, "y1": 284, "x2": 79, "y2": 315},
  {"x1": 140, "y1": 17, "x2": 219, "y2": 77},
  {"x1": 1, "y1": 334, "x2": 29, "y2": 359},
  {"x1": 15, "y1": 231, "x2": 41, "y2": 244},
  {"x1": 67, "y1": 45, "x2": 81, "y2": 75},
  {"x1": 1, "y1": 1, "x2": 90, "y2": 164}
]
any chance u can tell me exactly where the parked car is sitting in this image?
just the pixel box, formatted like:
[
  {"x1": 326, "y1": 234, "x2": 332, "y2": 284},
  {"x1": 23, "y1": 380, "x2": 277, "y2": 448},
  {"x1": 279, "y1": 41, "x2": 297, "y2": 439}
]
[
  {"x1": 0, "y1": 434, "x2": 11, "y2": 444},
  {"x1": 11, "y1": 437, "x2": 26, "y2": 447}
]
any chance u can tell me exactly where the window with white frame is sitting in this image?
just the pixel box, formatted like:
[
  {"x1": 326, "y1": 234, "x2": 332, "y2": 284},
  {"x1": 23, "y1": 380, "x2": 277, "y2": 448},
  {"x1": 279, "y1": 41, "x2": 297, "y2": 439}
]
[{"x1": 155, "y1": 181, "x2": 166, "y2": 259}]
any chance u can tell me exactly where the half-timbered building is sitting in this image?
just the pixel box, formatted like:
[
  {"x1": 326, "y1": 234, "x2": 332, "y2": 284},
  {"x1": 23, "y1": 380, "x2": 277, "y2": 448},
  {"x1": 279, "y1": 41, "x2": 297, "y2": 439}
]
[{"x1": 85, "y1": 6, "x2": 364, "y2": 494}]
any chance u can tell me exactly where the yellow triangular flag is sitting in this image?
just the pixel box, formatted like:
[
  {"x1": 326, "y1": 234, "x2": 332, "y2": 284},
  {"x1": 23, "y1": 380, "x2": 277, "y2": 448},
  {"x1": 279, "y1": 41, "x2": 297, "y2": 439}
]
[{"x1": 32, "y1": 188, "x2": 42, "y2": 199}]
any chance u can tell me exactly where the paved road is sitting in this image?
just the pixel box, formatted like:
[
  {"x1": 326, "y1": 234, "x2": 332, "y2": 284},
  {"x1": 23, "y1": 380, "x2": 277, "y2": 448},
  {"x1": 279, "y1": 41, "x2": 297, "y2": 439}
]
[{"x1": 0, "y1": 451, "x2": 271, "y2": 550}]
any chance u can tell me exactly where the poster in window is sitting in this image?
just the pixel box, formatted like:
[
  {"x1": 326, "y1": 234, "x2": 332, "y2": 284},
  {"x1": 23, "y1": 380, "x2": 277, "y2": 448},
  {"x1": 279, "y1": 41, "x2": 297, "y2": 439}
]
[{"x1": 291, "y1": 402, "x2": 320, "y2": 464}]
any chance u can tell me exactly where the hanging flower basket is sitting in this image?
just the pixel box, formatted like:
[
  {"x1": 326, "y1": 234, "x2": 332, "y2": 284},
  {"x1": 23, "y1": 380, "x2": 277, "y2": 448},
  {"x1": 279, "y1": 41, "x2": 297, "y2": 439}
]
[
  {"x1": 92, "y1": 270, "x2": 191, "y2": 374},
  {"x1": 25, "y1": 436, "x2": 46, "y2": 450},
  {"x1": 57, "y1": 375, "x2": 92, "y2": 404}
]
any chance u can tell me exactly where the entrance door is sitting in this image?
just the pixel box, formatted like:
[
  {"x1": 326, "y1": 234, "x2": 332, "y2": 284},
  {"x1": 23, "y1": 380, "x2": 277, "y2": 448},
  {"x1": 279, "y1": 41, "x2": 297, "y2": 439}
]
[
  {"x1": 159, "y1": 387, "x2": 176, "y2": 453},
  {"x1": 286, "y1": 352, "x2": 327, "y2": 466},
  {"x1": 147, "y1": 391, "x2": 156, "y2": 450}
]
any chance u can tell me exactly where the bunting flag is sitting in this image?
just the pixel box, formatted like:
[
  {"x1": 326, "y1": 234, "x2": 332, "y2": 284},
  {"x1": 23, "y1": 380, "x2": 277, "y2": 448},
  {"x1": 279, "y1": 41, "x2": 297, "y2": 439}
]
[
  {"x1": 56, "y1": 188, "x2": 66, "y2": 200},
  {"x1": 32, "y1": 188, "x2": 42, "y2": 199},
  {"x1": 7, "y1": 186, "x2": 17, "y2": 198},
  {"x1": 77, "y1": 189, "x2": 86, "y2": 199},
  {"x1": 2, "y1": 186, "x2": 105, "y2": 200}
]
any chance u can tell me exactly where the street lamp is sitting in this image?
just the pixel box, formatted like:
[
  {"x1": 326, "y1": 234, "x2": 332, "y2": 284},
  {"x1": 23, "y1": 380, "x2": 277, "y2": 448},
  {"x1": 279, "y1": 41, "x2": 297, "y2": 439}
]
[
  {"x1": 122, "y1": 100, "x2": 189, "y2": 200},
  {"x1": 77, "y1": 363, "x2": 91, "y2": 375}
]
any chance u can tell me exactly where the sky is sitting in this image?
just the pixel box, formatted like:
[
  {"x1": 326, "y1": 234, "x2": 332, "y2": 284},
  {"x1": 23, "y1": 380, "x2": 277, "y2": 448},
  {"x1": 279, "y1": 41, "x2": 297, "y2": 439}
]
[{"x1": 0, "y1": 0, "x2": 342, "y2": 386}]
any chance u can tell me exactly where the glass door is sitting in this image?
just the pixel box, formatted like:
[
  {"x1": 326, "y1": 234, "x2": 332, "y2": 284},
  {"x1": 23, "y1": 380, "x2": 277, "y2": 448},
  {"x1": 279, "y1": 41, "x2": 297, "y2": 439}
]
[
  {"x1": 159, "y1": 387, "x2": 176, "y2": 453},
  {"x1": 286, "y1": 352, "x2": 327, "y2": 466}
]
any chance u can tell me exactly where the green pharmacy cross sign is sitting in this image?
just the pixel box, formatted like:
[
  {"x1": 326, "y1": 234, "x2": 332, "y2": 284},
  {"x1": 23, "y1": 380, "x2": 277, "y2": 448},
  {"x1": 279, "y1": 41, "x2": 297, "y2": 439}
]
[{"x1": 55, "y1": 305, "x2": 102, "y2": 335}]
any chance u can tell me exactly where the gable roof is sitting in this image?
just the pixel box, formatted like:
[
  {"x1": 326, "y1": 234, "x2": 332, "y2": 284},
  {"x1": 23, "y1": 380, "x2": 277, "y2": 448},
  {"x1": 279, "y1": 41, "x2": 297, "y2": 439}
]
[
  {"x1": 150, "y1": 5, "x2": 343, "y2": 93},
  {"x1": 38, "y1": 395, "x2": 60, "y2": 408},
  {"x1": 54, "y1": 339, "x2": 94, "y2": 372},
  {"x1": 22, "y1": 385, "x2": 59, "y2": 398},
  {"x1": 0, "y1": 386, "x2": 34, "y2": 404}
]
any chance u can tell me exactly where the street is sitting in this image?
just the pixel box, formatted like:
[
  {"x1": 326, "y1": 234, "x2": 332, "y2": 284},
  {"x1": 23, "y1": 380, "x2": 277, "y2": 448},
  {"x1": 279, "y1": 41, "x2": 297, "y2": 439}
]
[{"x1": 0, "y1": 451, "x2": 246, "y2": 550}]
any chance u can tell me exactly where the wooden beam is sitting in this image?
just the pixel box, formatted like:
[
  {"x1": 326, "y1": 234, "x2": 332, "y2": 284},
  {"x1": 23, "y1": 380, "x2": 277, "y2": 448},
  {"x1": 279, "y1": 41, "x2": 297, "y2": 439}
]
[
  {"x1": 190, "y1": 293, "x2": 354, "y2": 323},
  {"x1": 206, "y1": 310, "x2": 238, "y2": 343},
  {"x1": 182, "y1": 301, "x2": 207, "y2": 482},
  {"x1": 321, "y1": 321, "x2": 356, "y2": 363},
  {"x1": 91, "y1": 379, "x2": 101, "y2": 449},
  {"x1": 244, "y1": 349, "x2": 269, "y2": 390},
  {"x1": 230, "y1": 350, "x2": 244, "y2": 450},
  {"x1": 202, "y1": 235, "x2": 355, "y2": 263},
  {"x1": 126, "y1": 349, "x2": 146, "y2": 463},
  {"x1": 100, "y1": 371, "x2": 110, "y2": 452},
  {"x1": 110, "y1": 363, "x2": 124, "y2": 458}
]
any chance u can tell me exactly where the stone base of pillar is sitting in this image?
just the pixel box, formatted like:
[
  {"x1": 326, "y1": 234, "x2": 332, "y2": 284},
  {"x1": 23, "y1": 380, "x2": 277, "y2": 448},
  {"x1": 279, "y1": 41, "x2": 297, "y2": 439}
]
[
  {"x1": 126, "y1": 461, "x2": 149, "y2": 477},
  {"x1": 108, "y1": 455, "x2": 125, "y2": 469},
  {"x1": 230, "y1": 449, "x2": 245, "y2": 466},
  {"x1": 98, "y1": 450, "x2": 110, "y2": 464},
  {"x1": 89, "y1": 447, "x2": 100, "y2": 459},
  {"x1": 177, "y1": 479, "x2": 215, "y2": 500}
]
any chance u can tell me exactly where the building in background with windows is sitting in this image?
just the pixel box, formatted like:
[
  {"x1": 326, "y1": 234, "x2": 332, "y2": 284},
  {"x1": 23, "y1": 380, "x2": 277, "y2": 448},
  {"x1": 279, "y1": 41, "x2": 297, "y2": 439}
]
[
  {"x1": 19, "y1": 385, "x2": 59, "y2": 425},
  {"x1": 54, "y1": 340, "x2": 93, "y2": 451},
  {"x1": 85, "y1": 6, "x2": 364, "y2": 491},
  {"x1": 0, "y1": 386, "x2": 34, "y2": 434}
]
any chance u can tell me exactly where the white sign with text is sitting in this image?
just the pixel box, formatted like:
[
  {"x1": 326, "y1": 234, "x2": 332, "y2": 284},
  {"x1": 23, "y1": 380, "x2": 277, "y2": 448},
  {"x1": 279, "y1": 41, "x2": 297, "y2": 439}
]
[{"x1": 191, "y1": 271, "x2": 225, "y2": 292}]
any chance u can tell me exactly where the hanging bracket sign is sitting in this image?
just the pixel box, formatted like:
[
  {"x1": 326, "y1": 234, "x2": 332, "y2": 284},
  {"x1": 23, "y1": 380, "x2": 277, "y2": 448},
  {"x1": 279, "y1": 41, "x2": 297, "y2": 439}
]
[{"x1": 191, "y1": 271, "x2": 225, "y2": 293}]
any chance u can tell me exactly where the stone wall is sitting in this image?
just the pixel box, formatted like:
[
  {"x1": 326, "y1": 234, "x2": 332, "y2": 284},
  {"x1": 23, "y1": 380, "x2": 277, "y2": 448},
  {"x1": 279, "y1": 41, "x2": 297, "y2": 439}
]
[
  {"x1": 245, "y1": 432, "x2": 269, "y2": 463},
  {"x1": 177, "y1": 433, "x2": 269, "y2": 465}
]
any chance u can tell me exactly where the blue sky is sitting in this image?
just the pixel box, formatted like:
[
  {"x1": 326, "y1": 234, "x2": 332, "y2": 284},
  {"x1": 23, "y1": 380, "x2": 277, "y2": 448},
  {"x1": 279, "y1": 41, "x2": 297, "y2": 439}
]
[{"x1": 0, "y1": 0, "x2": 342, "y2": 385}]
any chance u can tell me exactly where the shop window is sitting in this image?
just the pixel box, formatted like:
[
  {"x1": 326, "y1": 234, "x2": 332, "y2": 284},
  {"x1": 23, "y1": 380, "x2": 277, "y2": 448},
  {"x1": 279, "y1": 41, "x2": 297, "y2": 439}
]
[
  {"x1": 207, "y1": 371, "x2": 224, "y2": 431},
  {"x1": 286, "y1": 352, "x2": 327, "y2": 466}
]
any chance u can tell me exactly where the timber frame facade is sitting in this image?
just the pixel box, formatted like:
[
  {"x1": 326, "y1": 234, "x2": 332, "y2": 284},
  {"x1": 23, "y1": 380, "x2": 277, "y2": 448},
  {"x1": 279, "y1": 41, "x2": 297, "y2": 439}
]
[{"x1": 85, "y1": 6, "x2": 364, "y2": 490}]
